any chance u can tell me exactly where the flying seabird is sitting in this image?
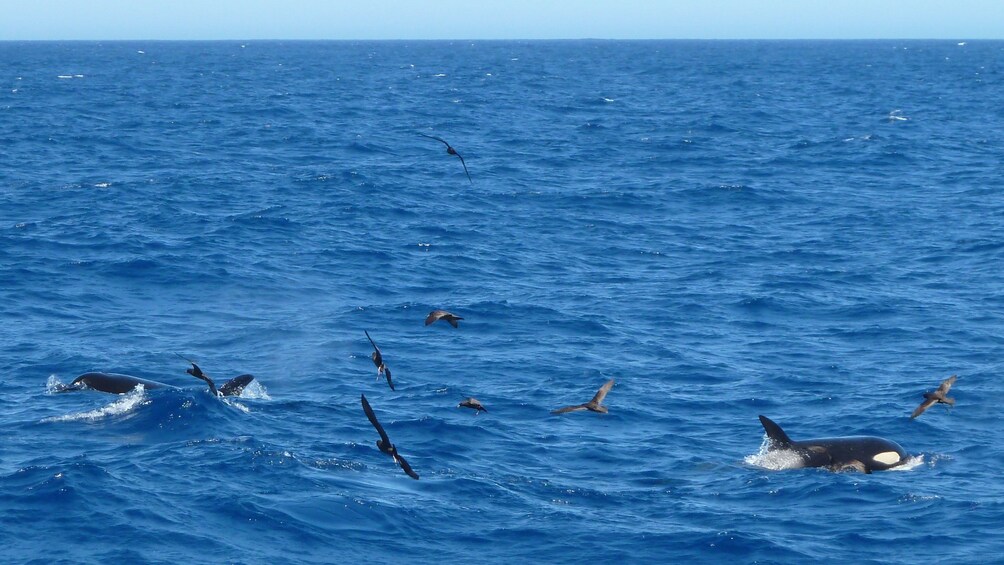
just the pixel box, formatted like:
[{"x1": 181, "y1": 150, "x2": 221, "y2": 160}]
[
  {"x1": 425, "y1": 309, "x2": 463, "y2": 328},
  {"x1": 361, "y1": 394, "x2": 419, "y2": 480},
  {"x1": 176, "y1": 353, "x2": 255, "y2": 397},
  {"x1": 911, "y1": 375, "x2": 958, "y2": 419},
  {"x1": 458, "y1": 397, "x2": 487, "y2": 414},
  {"x1": 419, "y1": 133, "x2": 472, "y2": 184},
  {"x1": 364, "y1": 330, "x2": 395, "y2": 391},
  {"x1": 551, "y1": 379, "x2": 615, "y2": 415}
]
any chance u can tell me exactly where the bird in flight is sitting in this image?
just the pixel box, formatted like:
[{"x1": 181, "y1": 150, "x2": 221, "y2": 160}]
[
  {"x1": 419, "y1": 133, "x2": 473, "y2": 184},
  {"x1": 910, "y1": 375, "x2": 958, "y2": 419},
  {"x1": 551, "y1": 379, "x2": 616, "y2": 415},
  {"x1": 458, "y1": 397, "x2": 488, "y2": 414},
  {"x1": 364, "y1": 330, "x2": 395, "y2": 391},
  {"x1": 361, "y1": 394, "x2": 419, "y2": 479},
  {"x1": 425, "y1": 309, "x2": 463, "y2": 328}
]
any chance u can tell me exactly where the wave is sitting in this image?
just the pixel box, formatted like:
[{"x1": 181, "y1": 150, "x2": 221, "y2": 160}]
[{"x1": 41, "y1": 385, "x2": 150, "y2": 423}]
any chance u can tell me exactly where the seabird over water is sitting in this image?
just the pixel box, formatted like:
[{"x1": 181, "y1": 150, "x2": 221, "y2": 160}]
[
  {"x1": 364, "y1": 330, "x2": 395, "y2": 391},
  {"x1": 419, "y1": 133, "x2": 472, "y2": 184},
  {"x1": 551, "y1": 378, "x2": 615, "y2": 415},
  {"x1": 911, "y1": 375, "x2": 958, "y2": 419},
  {"x1": 458, "y1": 397, "x2": 487, "y2": 414},
  {"x1": 361, "y1": 394, "x2": 419, "y2": 480},
  {"x1": 425, "y1": 310, "x2": 463, "y2": 328}
]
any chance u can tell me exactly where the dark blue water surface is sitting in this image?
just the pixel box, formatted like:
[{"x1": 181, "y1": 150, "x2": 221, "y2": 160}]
[{"x1": 2, "y1": 40, "x2": 1003, "y2": 564}]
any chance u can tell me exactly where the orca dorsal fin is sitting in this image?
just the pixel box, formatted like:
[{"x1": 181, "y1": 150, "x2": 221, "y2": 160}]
[{"x1": 758, "y1": 415, "x2": 794, "y2": 448}]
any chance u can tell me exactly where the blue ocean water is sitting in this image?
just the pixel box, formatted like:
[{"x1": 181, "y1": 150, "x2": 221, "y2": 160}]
[{"x1": 2, "y1": 39, "x2": 1003, "y2": 563}]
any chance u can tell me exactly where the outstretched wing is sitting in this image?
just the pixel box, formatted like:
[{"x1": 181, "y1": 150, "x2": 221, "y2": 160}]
[
  {"x1": 364, "y1": 330, "x2": 380, "y2": 353},
  {"x1": 384, "y1": 366, "x2": 395, "y2": 391},
  {"x1": 419, "y1": 133, "x2": 450, "y2": 148},
  {"x1": 395, "y1": 453, "x2": 420, "y2": 480},
  {"x1": 454, "y1": 152, "x2": 473, "y2": 184},
  {"x1": 551, "y1": 404, "x2": 587, "y2": 415},
  {"x1": 937, "y1": 375, "x2": 957, "y2": 395},
  {"x1": 361, "y1": 394, "x2": 391, "y2": 444},
  {"x1": 425, "y1": 310, "x2": 444, "y2": 325},
  {"x1": 911, "y1": 397, "x2": 937, "y2": 419},
  {"x1": 589, "y1": 379, "x2": 616, "y2": 405}
]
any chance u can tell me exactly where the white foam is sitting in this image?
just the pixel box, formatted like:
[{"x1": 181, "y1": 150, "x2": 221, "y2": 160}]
[
  {"x1": 888, "y1": 454, "x2": 925, "y2": 472},
  {"x1": 744, "y1": 437, "x2": 805, "y2": 470},
  {"x1": 237, "y1": 380, "x2": 270, "y2": 400},
  {"x1": 42, "y1": 386, "x2": 149, "y2": 423},
  {"x1": 45, "y1": 374, "x2": 66, "y2": 393}
]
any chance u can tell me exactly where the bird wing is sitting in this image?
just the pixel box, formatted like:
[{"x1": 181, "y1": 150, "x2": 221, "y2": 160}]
[
  {"x1": 455, "y1": 152, "x2": 473, "y2": 184},
  {"x1": 425, "y1": 310, "x2": 443, "y2": 325},
  {"x1": 911, "y1": 397, "x2": 937, "y2": 419},
  {"x1": 361, "y1": 394, "x2": 391, "y2": 444},
  {"x1": 419, "y1": 133, "x2": 450, "y2": 148},
  {"x1": 364, "y1": 330, "x2": 380, "y2": 353},
  {"x1": 551, "y1": 404, "x2": 587, "y2": 414},
  {"x1": 395, "y1": 453, "x2": 420, "y2": 480},
  {"x1": 446, "y1": 316, "x2": 460, "y2": 328},
  {"x1": 384, "y1": 366, "x2": 395, "y2": 391},
  {"x1": 175, "y1": 352, "x2": 198, "y2": 366},
  {"x1": 937, "y1": 375, "x2": 957, "y2": 395},
  {"x1": 590, "y1": 379, "x2": 616, "y2": 405}
]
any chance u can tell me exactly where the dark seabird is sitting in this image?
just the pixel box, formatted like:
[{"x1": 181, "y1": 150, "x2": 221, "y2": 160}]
[
  {"x1": 458, "y1": 397, "x2": 487, "y2": 414},
  {"x1": 425, "y1": 309, "x2": 463, "y2": 328},
  {"x1": 360, "y1": 394, "x2": 419, "y2": 480},
  {"x1": 911, "y1": 375, "x2": 958, "y2": 419},
  {"x1": 551, "y1": 379, "x2": 615, "y2": 415},
  {"x1": 176, "y1": 353, "x2": 254, "y2": 397},
  {"x1": 419, "y1": 133, "x2": 473, "y2": 184},
  {"x1": 364, "y1": 330, "x2": 395, "y2": 391}
]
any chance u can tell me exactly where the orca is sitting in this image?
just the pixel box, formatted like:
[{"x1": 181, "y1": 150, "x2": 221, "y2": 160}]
[
  {"x1": 53, "y1": 371, "x2": 254, "y2": 397},
  {"x1": 758, "y1": 415, "x2": 908, "y2": 473}
]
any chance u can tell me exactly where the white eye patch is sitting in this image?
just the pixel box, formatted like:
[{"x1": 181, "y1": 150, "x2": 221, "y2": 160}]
[{"x1": 872, "y1": 451, "x2": 901, "y2": 465}]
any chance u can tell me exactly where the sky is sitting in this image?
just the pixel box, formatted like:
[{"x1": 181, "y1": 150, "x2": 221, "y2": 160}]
[{"x1": 1, "y1": 0, "x2": 1002, "y2": 41}]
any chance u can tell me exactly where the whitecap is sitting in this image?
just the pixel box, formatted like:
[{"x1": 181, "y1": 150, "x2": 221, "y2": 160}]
[
  {"x1": 434, "y1": 73, "x2": 447, "y2": 77},
  {"x1": 42, "y1": 386, "x2": 149, "y2": 423},
  {"x1": 57, "y1": 75, "x2": 73, "y2": 79}
]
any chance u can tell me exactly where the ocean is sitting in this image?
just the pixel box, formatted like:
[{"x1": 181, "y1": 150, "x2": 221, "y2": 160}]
[{"x1": 2, "y1": 40, "x2": 1003, "y2": 564}]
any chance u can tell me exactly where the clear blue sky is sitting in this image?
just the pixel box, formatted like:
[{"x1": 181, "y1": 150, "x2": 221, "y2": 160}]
[{"x1": 2, "y1": 0, "x2": 1002, "y2": 40}]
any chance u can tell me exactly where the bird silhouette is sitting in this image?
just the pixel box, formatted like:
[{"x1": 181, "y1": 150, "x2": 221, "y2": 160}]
[
  {"x1": 364, "y1": 330, "x2": 394, "y2": 391},
  {"x1": 175, "y1": 353, "x2": 254, "y2": 397},
  {"x1": 911, "y1": 375, "x2": 957, "y2": 419},
  {"x1": 425, "y1": 309, "x2": 463, "y2": 328},
  {"x1": 458, "y1": 397, "x2": 487, "y2": 414},
  {"x1": 552, "y1": 379, "x2": 615, "y2": 414},
  {"x1": 419, "y1": 133, "x2": 472, "y2": 184},
  {"x1": 361, "y1": 394, "x2": 419, "y2": 479}
]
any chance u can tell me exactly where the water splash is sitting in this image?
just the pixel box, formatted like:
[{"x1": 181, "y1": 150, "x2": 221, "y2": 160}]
[
  {"x1": 41, "y1": 386, "x2": 149, "y2": 423},
  {"x1": 743, "y1": 437, "x2": 805, "y2": 470}
]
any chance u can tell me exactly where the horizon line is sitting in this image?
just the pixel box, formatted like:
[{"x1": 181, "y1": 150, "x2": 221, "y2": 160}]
[{"x1": 0, "y1": 37, "x2": 995, "y2": 42}]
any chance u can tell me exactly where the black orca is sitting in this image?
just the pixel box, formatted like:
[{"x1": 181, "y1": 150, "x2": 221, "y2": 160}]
[
  {"x1": 758, "y1": 415, "x2": 908, "y2": 473},
  {"x1": 53, "y1": 371, "x2": 253, "y2": 397}
]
